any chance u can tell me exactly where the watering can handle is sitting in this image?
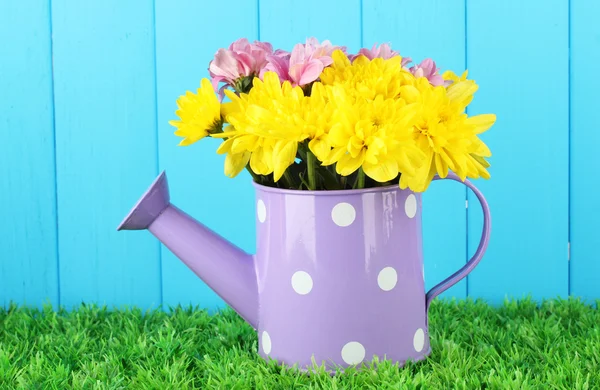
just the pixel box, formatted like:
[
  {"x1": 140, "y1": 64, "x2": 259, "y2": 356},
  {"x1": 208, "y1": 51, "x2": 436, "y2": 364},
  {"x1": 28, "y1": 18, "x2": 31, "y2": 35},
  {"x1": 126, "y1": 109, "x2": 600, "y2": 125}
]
[{"x1": 425, "y1": 172, "x2": 492, "y2": 312}]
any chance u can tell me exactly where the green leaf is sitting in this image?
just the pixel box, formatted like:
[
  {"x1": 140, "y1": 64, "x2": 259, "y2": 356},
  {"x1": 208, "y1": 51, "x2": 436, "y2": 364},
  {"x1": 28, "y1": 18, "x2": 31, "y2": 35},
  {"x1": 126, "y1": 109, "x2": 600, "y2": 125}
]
[
  {"x1": 298, "y1": 172, "x2": 310, "y2": 190},
  {"x1": 318, "y1": 169, "x2": 342, "y2": 190},
  {"x1": 296, "y1": 143, "x2": 308, "y2": 161}
]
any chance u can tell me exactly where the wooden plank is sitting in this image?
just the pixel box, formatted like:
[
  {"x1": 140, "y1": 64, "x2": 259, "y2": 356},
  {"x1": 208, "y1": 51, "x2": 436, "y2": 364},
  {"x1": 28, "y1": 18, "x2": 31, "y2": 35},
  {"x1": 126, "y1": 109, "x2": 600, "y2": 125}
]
[
  {"x1": 260, "y1": 0, "x2": 361, "y2": 52},
  {"x1": 466, "y1": 0, "x2": 569, "y2": 302},
  {"x1": 362, "y1": 0, "x2": 468, "y2": 300},
  {"x1": 51, "y1": 1, "x2": 161, "y2": 309},
  {"x1": 155, "y1": 1, "x2": 259, "y2": 310},
  {"x1": 570, "y1": 0, "x2": 600, "y2": 302},
  {"x1": 0, "y1": 1, "x2": 59, "y2": 308}
]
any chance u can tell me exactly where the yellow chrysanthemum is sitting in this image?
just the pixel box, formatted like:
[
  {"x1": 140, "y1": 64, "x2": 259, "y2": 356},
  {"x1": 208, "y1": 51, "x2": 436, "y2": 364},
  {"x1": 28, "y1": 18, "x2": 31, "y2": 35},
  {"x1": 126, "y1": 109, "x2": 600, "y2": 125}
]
[
  {"x1": 320, "y1": 50, "x2": 415, "y2": 101},
  {"x1": 169, "y1": 78, "x2": 222, "y2": 146},
  {"x1": 321, "y1": 88, "x2": 425, "y2": 182},
  {"x1": 171, "y1": 43, "x2": 496, "y2": 192},
  {"x1": 215, "y1": 72, "x2": 333, "y2": 181},
  {"x1": 212, "y1": 108, "x2": 275, "y2": 178},
  {"x1": 211, "y1": 125, "x2": 251, "y2": 178},
  {"x1": 442, "y1": 69, "x2": 468, "y2": 85},
  {"x1": 399, "y1": 77, "x2": 496, "y2": 192}
]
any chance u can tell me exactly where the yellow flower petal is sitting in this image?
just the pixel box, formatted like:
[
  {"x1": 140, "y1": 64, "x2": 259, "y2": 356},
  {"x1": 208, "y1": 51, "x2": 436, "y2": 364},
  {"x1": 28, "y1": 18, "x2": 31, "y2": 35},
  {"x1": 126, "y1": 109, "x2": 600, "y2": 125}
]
[
  {"x1": 171, "y1": 77, "x2": 222, "y2": 146},
  {"x1": 399, "y1": 85, "x2": 420, "y2": 104},
  {"x1": 438, "y1": 148, "x2": 457, "y2": 171},
  {"x1": 216, "y1": 138, "x2": 234, "y2": 155},
  {"x1": 446, "y1": 80, "x2": 478, "y2": 106},
  {"x1": 224, "y1": 151, "x2": 250, "y2": 178},
  {"x1": 321, "y1": 146, "x2": 346, "y2": 166},
  {"x1": 471, "y1": 154, "x2": 491, "y2": 168},
  {"x1": 471, "y1": 138, "x2": 492, "y2": 157},
  {"x1": 220, "y1": 102, "x2": 236, "y2": 120},
  {"x1": 308, "y1": 138, "x2": 331, "y2": 163},
  {"x1": 328, "y1": 123, "x2": 349, "y2": 147},
  {"x1": 272, "y1": 140, "x2": 298, "y2": 182},
  {"x1": 332, "y1": 49, "x2": 351, "y2": 69},
  {"x1": 434, "y1": 153, "x2": 449, "y2": 178},
  {"x1": 400, "y1": 153, "x2": 436, "y2": 192},
  {"x1": 336, "y1": 150, "x2": 365, "y2": 176},
  {"x1": 465, "y1": 114, "x2": 496, "y2": 134},
  {"x1": 363, "y1": 156, "x2": 398, "y2": 182},
  {"x1": 232, "y1": 135, "x2": 260, "y2": 153},
  {"x1": 250, "y1": 149, "x2": 270, "y2": 176}
]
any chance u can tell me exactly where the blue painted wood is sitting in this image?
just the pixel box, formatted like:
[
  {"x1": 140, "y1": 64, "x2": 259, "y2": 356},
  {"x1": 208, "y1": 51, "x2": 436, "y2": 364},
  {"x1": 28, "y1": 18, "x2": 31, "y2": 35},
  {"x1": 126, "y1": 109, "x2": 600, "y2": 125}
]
[
  {"x1": 0, "y1": 1, "x2": 59, "y2": 308},
  {"x1": 362, "y1": 0, "x2": 468, "y2": 300},
  {"x1": 570, "y1": 0, "x2": 600, "y2": 302},
  {"x1": 0, "y1": 0, "x2": 592, "y2": 308},
  {"x1": 466, "y1": 0, "x2": 569, "y2": 303},
  {"x1": 155, "y1": 0, "x2": 259, "y2": 310},
  {"x1": 51, "y1": 1, "x2": 161, "y2": 309},
  {"x1": 259, "y1": 0, "x2": 361, "y2": 53}
]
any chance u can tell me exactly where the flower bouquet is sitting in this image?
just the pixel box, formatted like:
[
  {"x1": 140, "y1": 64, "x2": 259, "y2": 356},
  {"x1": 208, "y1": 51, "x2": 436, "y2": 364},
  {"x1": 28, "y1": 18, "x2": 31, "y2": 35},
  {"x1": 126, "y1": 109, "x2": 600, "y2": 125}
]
[{"x1": 169, "y1": 37, "x2": 496, "y2": 193}]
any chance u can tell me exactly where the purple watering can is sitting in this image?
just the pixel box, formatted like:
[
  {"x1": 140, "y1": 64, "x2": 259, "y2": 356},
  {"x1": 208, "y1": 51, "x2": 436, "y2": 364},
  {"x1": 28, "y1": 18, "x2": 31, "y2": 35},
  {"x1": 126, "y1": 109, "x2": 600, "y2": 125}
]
[{"x1": 118, "y1": 171, "x2": 490, "y2": 372}]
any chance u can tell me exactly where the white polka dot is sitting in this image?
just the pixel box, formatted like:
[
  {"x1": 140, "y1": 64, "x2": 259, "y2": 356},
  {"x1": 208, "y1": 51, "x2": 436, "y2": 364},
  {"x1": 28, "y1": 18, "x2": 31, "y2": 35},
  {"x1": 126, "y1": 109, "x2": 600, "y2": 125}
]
[
  {"x1": 331, "y1": 202, "x2": 356, "y2": 227},
  {"x1": 377, "y1": 267, "x2": 398, "y2": 291},
  {"x1": 341, "y1": 341, "x2": 365, "y2": 365},
  {"x1": 405, "y1": 194, "x2": 417, "y2": 218},
  {"x1": 257, "y1": 199, "x2": 266, "y2": 223},
  {"x1": 413, "y1": 328, "x2": 425, "y2": 352},
  {"x1": 262, "y1": 331, "x2": 272, "y2": 354},
  {"x1": 291, "y1": 271, "x2": 313, "y2": 295}
]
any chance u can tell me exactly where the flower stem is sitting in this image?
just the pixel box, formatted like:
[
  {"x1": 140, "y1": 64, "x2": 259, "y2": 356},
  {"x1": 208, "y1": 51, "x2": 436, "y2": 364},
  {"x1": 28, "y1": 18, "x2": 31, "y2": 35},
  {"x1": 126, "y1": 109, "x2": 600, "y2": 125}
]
[
  {"x1": 245, "y1": 165, "x2": 260, "y2": 183},
  {"x1": 356, "y1": 168, "x2": 365, "y2": 189},
  {"x1": 307, "y1": 150, "x2": 317, "y2": 190},
  {"x1": 283, "y1": 169, "x2": 297, "y2": 189}
]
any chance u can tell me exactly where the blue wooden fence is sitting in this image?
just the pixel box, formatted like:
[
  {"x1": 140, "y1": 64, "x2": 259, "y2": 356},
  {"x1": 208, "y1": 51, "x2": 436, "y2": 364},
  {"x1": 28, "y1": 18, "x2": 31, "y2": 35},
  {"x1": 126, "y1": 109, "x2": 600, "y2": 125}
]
[{"x1": 1, "y1": 0, "x2": 598, "y2": 311}]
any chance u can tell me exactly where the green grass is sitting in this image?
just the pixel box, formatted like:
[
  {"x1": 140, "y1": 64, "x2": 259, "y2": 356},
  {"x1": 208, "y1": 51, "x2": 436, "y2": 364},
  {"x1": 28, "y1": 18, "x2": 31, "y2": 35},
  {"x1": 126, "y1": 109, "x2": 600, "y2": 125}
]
[{"x1": 0, "y1": 298, "x2": 599, "y2": 389}]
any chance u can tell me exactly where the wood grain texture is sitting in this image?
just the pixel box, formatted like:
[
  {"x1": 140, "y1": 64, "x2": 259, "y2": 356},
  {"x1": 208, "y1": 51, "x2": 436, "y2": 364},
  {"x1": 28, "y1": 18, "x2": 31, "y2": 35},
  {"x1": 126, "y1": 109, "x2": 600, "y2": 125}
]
[
  {"x1": 362, "y1": 0, "x2": 468, "y2": 300},
  {"x1": 260, "y1": 0, "x2": 361, "y2": 53},
  {"x1": 51, "y1": 1, "x2": 161, "y2": 309},
  {"x1": 155, "y1": 0, "x2": 259, "y2": 310},
  {"x1": 0, "y1": 0, "x2": 589, "y2": 308},
  {"x1": 0, "y1": 0, "x2": 59, "y2": 307},
  {"x1": 570, "y1": 0, "x2": 600, "y2": 302},
  {"x1": 467, "y1": 0, "x2": 569, "y2": 302}
]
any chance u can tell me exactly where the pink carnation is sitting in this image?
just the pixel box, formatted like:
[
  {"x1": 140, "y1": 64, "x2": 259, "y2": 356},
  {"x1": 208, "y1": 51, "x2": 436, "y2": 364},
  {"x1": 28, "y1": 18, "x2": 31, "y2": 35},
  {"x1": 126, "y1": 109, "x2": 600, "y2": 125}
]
[
  {"x1": 208, "y1": 38, "x2": 274, "y2": 96},
  {"x1": 260, "y1": 38, "x2": 346, "y2": 87},
  {"x1": 410, "y1": 58, "x2": 445, "y2": 87}
]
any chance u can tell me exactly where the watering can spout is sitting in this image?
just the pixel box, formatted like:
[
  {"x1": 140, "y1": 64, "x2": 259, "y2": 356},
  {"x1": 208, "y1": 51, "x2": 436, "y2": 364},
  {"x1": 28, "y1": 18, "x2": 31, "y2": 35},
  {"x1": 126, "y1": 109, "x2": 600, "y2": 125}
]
[{"x1": 117, "y1": 171, "x2": 258, "y2": 328}]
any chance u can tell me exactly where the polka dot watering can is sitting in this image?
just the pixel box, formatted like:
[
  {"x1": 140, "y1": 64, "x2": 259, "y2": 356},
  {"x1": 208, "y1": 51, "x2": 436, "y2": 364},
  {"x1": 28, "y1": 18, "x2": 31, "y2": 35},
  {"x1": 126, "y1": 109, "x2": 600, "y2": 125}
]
[{"x1": 118, "y1": 170, "x2": 491, "y2": 372}]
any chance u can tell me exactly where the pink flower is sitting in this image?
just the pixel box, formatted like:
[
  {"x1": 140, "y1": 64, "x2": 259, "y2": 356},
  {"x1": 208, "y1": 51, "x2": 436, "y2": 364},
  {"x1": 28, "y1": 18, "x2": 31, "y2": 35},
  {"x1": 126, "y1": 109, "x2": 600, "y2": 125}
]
[
  {"x1": 272, "y1": 49, "x2": 291, "y2": 57},
  {"x1": 355, "y1": 43, "x2": 399, "y2": 60},
  {"x1": 260, "y1": 38, "x2": 346, "y2": 87},
  {"x1": 303, "y1": 37, "x2": 346, "y2": 66},
  {"x1": 409, "y1": 58, "x2": 445, "y2": 87},
  {"x1": 350, "y1": 43, "x2": 413, "y2": 69},
  {"x1": 208, "y1": 38, "x2": 274, "y2": 96},
  {"x1": 260, "y1": 52, "x2": 292, "y2": 83},
  {"x1": 287, "y1": 43, "x2": 327, "y2": 86}
]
